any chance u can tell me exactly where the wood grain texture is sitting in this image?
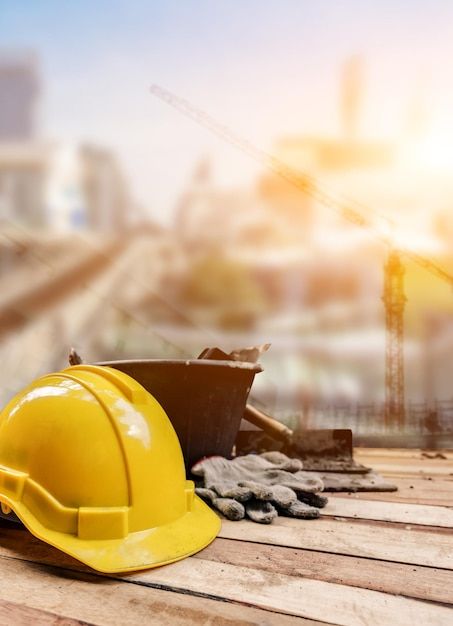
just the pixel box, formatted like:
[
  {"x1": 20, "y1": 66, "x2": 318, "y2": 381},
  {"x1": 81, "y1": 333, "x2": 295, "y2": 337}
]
[
  {"x1": 376, "y1": 469, "x2": 453, "y2": 481},
  {"x1": 11, "y1": 546, "x2": 449, "y2": 625},
  {"x1": 320, "y1": 496, "x2": 453, "y2": 527},
  {"x1": 1, "y1": 522, "x2": 452, "y2": 624},
  {"x1": 355, "y1": 448, "x2": 453, "y2": 460},
  {"x1": 219, "y1": 517, "x2": 453, "y2": 569},
  {"x1": 361, "y1": 464, "x2": 453, "y2": 477},
  {"x1": 329, "y1": 476, "x2": 453, "y2": 506},
  {"x1": 0, "y1": 553, "x2": 314, "y2": 626},
  {"x1": 0, "y1": 598, "x2": 91, "y2": 626},
  {"x1": 3, "y1": 523, "x2": 452, "y2": 606},
  {"x1": 353, "y1": 452, "x2": 453, "y2": 478},
  {"x1": 195, "y1": 538, "x2": 453, "y2": 605},
  {"x1": 0, "y1": 449, "x2": 451, "y2": 625},
  {"x1": 128, "y1": 557, "x2": 453, "y2": 626}
]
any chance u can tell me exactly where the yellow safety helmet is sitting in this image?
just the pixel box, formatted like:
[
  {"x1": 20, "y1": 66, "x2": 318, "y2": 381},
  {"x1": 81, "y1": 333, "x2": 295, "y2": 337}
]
[{"x1": 0, "y1": 365, "x2": 220, "y2": 573}]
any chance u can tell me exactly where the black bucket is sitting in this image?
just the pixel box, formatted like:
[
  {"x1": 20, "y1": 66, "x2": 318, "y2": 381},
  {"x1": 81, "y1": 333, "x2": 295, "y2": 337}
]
[{"x1": 97, "y1": 359, "x2": 261, "y2": 471}]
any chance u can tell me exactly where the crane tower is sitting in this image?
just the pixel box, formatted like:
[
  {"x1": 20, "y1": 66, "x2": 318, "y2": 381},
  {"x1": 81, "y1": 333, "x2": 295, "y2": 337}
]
[{"x1": 383, "y1": 250, "x2": 407, "y2": 427}]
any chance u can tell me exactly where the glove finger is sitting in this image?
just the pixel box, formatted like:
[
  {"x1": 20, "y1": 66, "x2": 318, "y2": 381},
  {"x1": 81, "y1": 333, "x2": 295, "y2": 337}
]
[
  {"x1": 195, "y1": 487, "x2": 217, "y2": 504},
  {"x1": 211, "y1": 481, "x2": 253, "y2": 502},
  {"x1": 213, "y1": 498, "x2": 245, "y2": 521},
  {"x1": 269, "y1": 485, "x2": 297, "y2": 509},
  {"x1": 260, "y1": 451, "x2": 303, "y2": 472},
  {"x1": 245, "y1": 499, "x2": 278, "y2": 524},
  {"x1": 191, "y1": 459, "x2": 207, "y2": 477},
  {"x1": 278, "y1": 500, "x2": 320, "y2": 519},
  {"x1": 195, "y1": 488, "x2": 245, "y2": 521},
  {"x1": 297, "y1": 492, "x2": 329, "y2": 508},
  {"x1": 239, "y1": 480, "x2": 273, "y2": 501}
]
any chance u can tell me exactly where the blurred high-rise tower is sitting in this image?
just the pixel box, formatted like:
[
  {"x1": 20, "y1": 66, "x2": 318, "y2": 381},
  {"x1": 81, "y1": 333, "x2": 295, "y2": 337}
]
[
  {"x1": 0, "y1": 51, "x2": 39, "y2": 141},
  {"x1": 340, "y1": 55, "x2": 363, "y2": 142}
]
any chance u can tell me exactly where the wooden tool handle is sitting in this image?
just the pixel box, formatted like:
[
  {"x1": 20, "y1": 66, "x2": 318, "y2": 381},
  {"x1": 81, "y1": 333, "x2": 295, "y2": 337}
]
[{"x1": 244, "y1": 404, "x2": 293, "y2": 443}]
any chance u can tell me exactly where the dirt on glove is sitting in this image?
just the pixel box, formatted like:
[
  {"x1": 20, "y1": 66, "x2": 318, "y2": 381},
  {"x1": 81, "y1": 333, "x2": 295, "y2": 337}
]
[{"x1": 192, "y1": 451, "x2": 327, "y2": 524}]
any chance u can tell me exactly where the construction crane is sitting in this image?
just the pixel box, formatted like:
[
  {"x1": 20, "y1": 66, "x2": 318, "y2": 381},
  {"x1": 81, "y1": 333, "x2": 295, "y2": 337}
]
[
  {"x1": 150, "y1": 84, "x2": 453, "y2": 426},
  {"x1": 382, "y1": 250, "x2": 407, "y2": 427}
]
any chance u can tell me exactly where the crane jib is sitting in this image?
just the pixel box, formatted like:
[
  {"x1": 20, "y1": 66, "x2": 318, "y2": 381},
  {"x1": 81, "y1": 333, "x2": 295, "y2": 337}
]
[{"x1": 150, "y1": 84, "x2": 453, "y2": 288}]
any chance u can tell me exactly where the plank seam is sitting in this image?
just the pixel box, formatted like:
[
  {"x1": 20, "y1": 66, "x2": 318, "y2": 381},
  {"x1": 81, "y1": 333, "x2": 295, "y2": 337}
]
[
  {"x1": 0, "y1": 553, "x2": 336, "y2": 625},
  {"x1": 218, "y1": 535, "x2": 453, "y2": 572}
]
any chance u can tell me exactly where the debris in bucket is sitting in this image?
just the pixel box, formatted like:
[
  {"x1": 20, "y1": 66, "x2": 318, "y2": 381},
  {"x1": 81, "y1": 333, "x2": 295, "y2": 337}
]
[
  {"x1": 69, "y1": 347, "x2": 83, "y2": 365},
  {"x1": 229, "y1": 343, "x2": 271, "y2": 363},
  {"x1": 197, "y1": 344, "x2": 271, "y2": 363},
  {"x1": 192, "y1": 451, "x2": 327, "y2": 524}
]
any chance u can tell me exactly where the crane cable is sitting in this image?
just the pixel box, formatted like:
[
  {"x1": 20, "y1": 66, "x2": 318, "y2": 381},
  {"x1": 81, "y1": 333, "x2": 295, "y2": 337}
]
[{"x1": 150, "y1": 84, "x2": 453, "y2": 287}]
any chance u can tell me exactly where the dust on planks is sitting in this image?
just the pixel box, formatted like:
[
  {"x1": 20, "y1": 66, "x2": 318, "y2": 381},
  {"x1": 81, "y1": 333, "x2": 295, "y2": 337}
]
[
  {"x1": 195, "y1": 538, "x2": 453, "y2": 605},
  {"x1": 0, "y1": 551, "x2": 314, "y2": 626},
  {"x1": 328, "y1": 475, "x2": 453, "y2": 506},
  {"x1": 220, "y1": 516, "x2": 453, "y2": 569},
  {"x1": 320, "y1": 496, "x2": 453, "y2": 527}
]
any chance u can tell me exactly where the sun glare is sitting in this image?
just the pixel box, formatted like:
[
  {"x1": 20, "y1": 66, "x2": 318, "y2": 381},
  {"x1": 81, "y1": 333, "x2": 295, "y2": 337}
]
[{"x1": 400, "y1": 128, "x2": 453, "y2": 172}]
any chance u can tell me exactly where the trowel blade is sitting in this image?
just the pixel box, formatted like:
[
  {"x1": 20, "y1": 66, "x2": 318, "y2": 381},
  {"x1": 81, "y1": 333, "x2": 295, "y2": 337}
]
[
  {"x1": 288, "y1": 430, "x2": 370, "y2": 474},
  {"x1": 235, "y1": 428, "x2": 370, "y2": 473}
]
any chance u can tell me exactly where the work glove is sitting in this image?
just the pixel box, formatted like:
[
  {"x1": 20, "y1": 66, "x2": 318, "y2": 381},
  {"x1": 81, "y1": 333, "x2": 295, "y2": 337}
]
[{"x1": 192, "y1": 451, "x2": 327, "y2": 524}]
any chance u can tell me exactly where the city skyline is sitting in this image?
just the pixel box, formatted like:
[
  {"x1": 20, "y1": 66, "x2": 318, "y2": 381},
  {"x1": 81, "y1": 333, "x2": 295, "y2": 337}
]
[{"x1": 2, "y1": 1, "x2": 453, "y2": 222}]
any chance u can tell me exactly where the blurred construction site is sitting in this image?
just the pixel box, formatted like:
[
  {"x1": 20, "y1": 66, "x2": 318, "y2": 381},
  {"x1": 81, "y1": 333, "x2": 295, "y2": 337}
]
[{"x1": 1, "y1": 10, "x2": 453, "y2": 447}]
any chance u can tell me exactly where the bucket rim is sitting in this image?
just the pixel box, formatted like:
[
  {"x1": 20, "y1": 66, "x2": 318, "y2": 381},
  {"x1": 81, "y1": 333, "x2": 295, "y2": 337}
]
[{"x1": 96, "y1": 358, "x2": 263, "y2": 373}]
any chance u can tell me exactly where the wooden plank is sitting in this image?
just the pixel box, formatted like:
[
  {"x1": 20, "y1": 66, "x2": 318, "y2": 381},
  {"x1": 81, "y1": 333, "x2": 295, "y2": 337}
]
[
  {"x1": 329, "y1": 476, "x2": 453, "y2": 506},
  {"x1": 0, "y1": 598, "x2": 89, "y2": 626},
  {"x1": 320, "y1": 497, "x2": 453, "y2": 527},
  {"x1": 353, "y1": 454, "x2": 453, "y2": 477},
  {"x1": 358, "y1": 456, "x2": 453, "y2": 470},
  {"x1": 0, "y1": 551, "x2": 312, "y2": 626},
  {"x1": 128, "y1": 557, "x2": 453, "y2": 626},
  {"x1": 378, "y1": 471, "x2": 453, "y2": 482},
  {"x1": 1, "y1": 522, "x2": 452, "y2": 625},
  {"x1": 4, "y1": 522, "x2": 453, "y2": 606},
  {"x1": 3, "y1": 545, "x2": 451, "y2": 626},
  {"x1": 195, "y1": 537, "x2": 453, "y2": 605},
  {"x1": 330, "y1": 490, "x2": 453, "y2": 507},
  {"x1": 355, "y1": 448, "x2": 453, "y2": 460},
  {"x1": 219, "y1": 517, "x2": 453, "y2": 569},
  {"x1": 361, "y1": 463, "x2": 453, "y2": 478}
]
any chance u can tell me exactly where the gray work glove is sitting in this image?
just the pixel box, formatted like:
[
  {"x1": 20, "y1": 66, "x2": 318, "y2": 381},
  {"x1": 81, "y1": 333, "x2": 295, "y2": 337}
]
[{"x1": 192, "y1": 451, "x2": 327, "y2": 524}]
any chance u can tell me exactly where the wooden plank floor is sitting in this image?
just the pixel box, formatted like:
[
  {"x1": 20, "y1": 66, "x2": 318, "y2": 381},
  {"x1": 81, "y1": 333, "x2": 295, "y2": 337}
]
[{"x1": 1, "y1": 449, "x2": 452, "y2": 625}]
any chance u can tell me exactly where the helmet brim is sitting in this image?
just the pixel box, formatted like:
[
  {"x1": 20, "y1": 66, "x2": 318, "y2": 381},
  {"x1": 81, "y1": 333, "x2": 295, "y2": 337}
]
[{"x1": 2, "y1": 494, "x2": 220, "y2": 573}]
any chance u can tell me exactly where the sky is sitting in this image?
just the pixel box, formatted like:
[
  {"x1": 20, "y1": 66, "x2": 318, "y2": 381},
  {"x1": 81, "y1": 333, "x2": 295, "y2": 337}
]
[{"x1": 2, "y1": 1, "x2": 453, "y2": 223}]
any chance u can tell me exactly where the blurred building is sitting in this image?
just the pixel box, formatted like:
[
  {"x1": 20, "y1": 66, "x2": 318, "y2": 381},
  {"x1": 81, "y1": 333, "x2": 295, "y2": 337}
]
[
  {"x1": 0, "y1": 52, "x2": 137, "y2": 233},
  {"x1": 80, "y1": 145, "x2": 132, "y2": 232},
  {"x1": 259, "y1": 56, "x2": 395, "y2": 235},
  {"x1": 176, "y1": 159, "x2": 294, "y2": 251},
  {"x1": 0, "y1": 141, "x2": 135, "y2": 232},
  {"x1": 0, "y1": 51, "x2": 39, "y2": 141},
  {"x1": 0, "y1": 141, "x2": 50, "y2": 227}
]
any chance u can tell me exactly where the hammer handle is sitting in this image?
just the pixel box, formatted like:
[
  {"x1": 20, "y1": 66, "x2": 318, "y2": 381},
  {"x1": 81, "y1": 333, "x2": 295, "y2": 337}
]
[{"x1": 244, "y1": 404, "x2": 293, "y2": 443}]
